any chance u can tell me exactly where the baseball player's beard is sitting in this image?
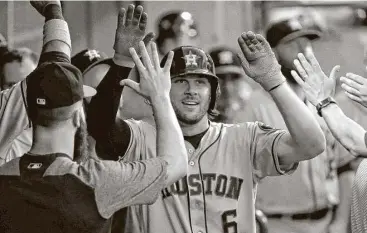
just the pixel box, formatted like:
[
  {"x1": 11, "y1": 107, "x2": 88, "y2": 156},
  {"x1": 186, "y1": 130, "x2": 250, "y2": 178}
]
[
  {"x1": 173, "y1": 98, "x2": 211, "y2": 125},
  {"x1": 73, "y1": 119, "x2": 90, "y2": 163}
]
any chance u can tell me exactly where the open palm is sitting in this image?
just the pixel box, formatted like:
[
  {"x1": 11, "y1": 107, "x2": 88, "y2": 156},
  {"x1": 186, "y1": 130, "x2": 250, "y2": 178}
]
[{"x1": 291, "y1": 49, "x2": 340, "y2": 106}]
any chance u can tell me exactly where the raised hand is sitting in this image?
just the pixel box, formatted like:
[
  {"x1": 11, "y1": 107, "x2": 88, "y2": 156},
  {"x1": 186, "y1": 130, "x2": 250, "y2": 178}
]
[
  {"x1": 291, "y1": 49, "x2": 340, "y2": 106},
  {"x1": 114, "y1": 4, "x2": 154, "y2": 60},
  {"x1": 120, "y1": 41, "x2": 174, "y2": 100},
  {"x1": 237, "y1": 31, "x2": 284, "y2": 91},
  {"x1": 340, "y1": 72, "x2": 367, "y2": 108},
  {"x1": 30, "y1": 0, "x2": 61, "y2": 16}
]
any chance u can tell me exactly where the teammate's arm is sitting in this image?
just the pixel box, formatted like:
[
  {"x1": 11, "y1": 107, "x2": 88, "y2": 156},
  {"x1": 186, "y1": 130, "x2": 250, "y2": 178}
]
[
  {"x1": 30, "y1": 0, "x2": 71, "y2": 64},
  {"x1": 237, "y1": 32, "x2": 325, "y2": 166},
  {"x1": 291, "y1": 49, "x2": 367, "y2": 157},
  {"x1": 87, "y1": 5, "x2": 154, "y2": 160}
]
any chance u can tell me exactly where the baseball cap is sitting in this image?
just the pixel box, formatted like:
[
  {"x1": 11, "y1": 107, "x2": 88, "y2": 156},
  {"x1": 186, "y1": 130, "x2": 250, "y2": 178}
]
[
  {"x1": 209, "y1": 47, "x2": 243, "y2": 76},
  {"x1": 71, "y1": 49, "x2": 112, "y2": 74},
  {"x1": 266, "y1": 15, "x2": 323, "y2": 48},
  {"x1": 27, "y1": 62, "x2": 96, "y2": 121}
]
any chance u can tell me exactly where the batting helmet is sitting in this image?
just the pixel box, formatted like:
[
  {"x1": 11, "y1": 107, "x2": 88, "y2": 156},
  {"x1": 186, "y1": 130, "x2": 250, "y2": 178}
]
[
  {"x1": 156, "y1": 11, "x2": 198, "y2": 53},
  {"x1": 266, "y1": 15, "x2": 323, "y2": 48},
  {"x1": 71, "y1": 49, "x2": 112, "y2": 74},
  {"x1": 161, "y1": 46, "x2": 220, "y2": 114},
  {"x1": 209, "y1": 47, "x2": 243, "y2": 76}
]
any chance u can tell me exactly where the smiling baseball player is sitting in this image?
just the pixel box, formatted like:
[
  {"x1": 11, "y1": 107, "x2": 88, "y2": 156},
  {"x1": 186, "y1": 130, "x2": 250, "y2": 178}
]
[{"x1": 87, "y1": 4, "x2": 326, "y2": 231}]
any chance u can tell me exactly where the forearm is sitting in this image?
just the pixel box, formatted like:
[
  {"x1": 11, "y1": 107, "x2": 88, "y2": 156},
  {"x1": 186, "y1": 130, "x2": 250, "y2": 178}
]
[
  {"x1": 87, "y1": 63, "x2": 132, "y2": 141},
  {"x1": 39, "y1": 4, "x2": 71, "y2": 63},
  {"x1": 322, "y1": 104, "x2": 367, "y2": 156},
  {"x1": 151, "y1": 95, "x2": 187, "y2": 186},
  {"x1": 270, "y1": 81, "x2": 325, "y2": 158}
]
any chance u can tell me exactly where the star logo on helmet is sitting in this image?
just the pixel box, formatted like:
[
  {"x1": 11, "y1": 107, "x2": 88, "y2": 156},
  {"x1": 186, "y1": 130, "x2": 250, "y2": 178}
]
[
  {"x1": 218, "y1": 51, "x2": 233, "y2": 64},
  {"x1": 183, "y1": 51, "x2": 199, "y2": 68},
  {"x1": 85, "y1": 50, "x2": 101, "y2": 61}
]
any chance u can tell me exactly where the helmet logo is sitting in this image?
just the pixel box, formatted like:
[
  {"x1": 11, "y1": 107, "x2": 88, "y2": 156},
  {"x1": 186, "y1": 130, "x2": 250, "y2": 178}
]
[
  {"x1": 85, "y1": 50, "x2": 101, "y2": 61},
  {"x1": 183, "y1": 50, "x2": 198, "y2": 68},
  {"x1": 218, "y1": 51, "x2": 233, "y2": 64}
]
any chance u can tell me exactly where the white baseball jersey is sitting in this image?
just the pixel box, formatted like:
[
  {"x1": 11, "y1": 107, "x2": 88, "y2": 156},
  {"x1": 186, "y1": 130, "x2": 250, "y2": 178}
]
[
  {"x1": 116, "y1": 118, "x2": 298, "y2": 233},
  {"x1": 0, "y1": 80, "x2": 32, "y2": 165}
]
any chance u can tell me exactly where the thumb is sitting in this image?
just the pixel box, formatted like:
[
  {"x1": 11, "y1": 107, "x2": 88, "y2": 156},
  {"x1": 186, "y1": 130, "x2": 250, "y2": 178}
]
[
  {"x1": 237, "y1": 53, "x2": 251, "y2": 77},
  {"x1": 120, "y1": 79, "x2": 141, "y2": 93},
  {"x1": 143, "y1": 32, "x2": 155, "y2": 46},
  {"x1": 329, "y1": 65, "x2": 340, "y2": 80}
]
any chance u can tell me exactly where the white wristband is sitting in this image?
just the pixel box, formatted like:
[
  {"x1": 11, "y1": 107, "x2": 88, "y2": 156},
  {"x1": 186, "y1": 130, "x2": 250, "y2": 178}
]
[{"x1": 43, "y1": 19, "x2": 71, "y2": 49}]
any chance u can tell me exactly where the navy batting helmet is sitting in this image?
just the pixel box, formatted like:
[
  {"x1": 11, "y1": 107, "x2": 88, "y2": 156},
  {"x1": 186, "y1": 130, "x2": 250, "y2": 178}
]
[
  {"x1": 161, "y1": 46, "x2": 220, "y2": 114},
  {"x1": 266, "y1": 15, "x2": 323, "y2": 48},
  {"x1": 71, "y1": 49, "x2": 112, "y2": 74}
]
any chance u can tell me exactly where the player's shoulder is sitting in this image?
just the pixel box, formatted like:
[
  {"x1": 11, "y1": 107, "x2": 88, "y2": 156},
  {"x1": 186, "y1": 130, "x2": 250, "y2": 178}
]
[{"x1": 0, "y1": 157, "x2": 21, "y2": 175}]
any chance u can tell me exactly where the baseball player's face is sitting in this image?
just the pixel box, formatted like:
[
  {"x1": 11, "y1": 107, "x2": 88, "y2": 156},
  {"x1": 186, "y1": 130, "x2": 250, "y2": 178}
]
[
  {"x1": 275, "y1": 36, "x2": 312, "y2": 69},
  {"x1": 170, "y1": 75, "x2": 211, "y2": 124},
  {"x1": 2, "y1": 58, "x2": 36, "y2": 90}
]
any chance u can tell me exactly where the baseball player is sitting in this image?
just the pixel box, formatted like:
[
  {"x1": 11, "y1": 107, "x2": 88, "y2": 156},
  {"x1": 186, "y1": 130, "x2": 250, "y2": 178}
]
[
  {"x1": 87, "y1": 5, "x2": 326, "y2": 230},
  {"x1": 290, "y1": 46, "x2": 367, "y2": 233},
  {"x1": 0, "y1": 2, "x2": 188, "y2": 233},
  {"x1": 242, "y1": 16, "x2": 354, "y2": 233},
  {"x1": 119, "y1": 10, "x2": 198, "y2": 122},
  {"x1": 208, "y1": 46, "x2": 254, "y2": 123}
]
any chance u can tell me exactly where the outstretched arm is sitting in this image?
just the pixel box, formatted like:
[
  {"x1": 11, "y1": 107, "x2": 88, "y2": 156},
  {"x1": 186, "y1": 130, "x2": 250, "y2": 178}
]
[
  {"x1": 237, "y1": 32, "x2": 325, "y2": 166},
  {"x1": 291, "y1": 49, "x2": 367, "y2": 157},
  {"x1": 87, "y1": 5, "x2": 154, "y2": 160},
  {"x1": 30, "y1": 0, "x2": 71, "y2": 63}
]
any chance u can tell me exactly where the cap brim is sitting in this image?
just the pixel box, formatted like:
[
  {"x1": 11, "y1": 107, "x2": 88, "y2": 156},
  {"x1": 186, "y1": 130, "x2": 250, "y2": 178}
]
[
  {"x1": 83, "y1": 85, "x2": 97, "y2": 97},
  {"x1": 82, "y1": 58, "x2": 113, "y2": 75},
  {"x1": 279, "y1": 30, "x2": 322, "y2": 45},
  {"x1": 215, "y1": 66, "x2": 243, "y2": 75}
]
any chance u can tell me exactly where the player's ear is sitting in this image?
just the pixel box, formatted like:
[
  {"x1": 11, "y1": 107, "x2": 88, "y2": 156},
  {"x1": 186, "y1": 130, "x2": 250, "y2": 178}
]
[{"x1": 72, "y1": 107, "x2": 84, "y2": 128}]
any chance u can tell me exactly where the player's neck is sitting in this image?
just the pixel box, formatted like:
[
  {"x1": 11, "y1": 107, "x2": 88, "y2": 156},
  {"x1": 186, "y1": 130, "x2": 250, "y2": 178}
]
[
  {"x1": 179, "y1": 114, "x2": 210, "y2": 136},
  {"x1": 29, "y1": 127, "x2": 75, "y2": 159}
]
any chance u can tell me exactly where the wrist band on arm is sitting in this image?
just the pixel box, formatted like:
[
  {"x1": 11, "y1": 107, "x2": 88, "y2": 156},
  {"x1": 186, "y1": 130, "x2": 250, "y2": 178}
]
[{"x1": 43, "y1": 19, "x2": 71, "y2": 49}]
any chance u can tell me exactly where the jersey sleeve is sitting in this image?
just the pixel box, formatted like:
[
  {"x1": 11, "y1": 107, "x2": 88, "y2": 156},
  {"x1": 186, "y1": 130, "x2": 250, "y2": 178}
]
[
  {"x1": 93, "y1": 157, "x2": 167, "y2": 219},
  {"x1": 0, "y1": 80, "x2": 30, "y2": 161},
  {"x1": 247, "y1": 121, "x2": 298, "y2": 182}
]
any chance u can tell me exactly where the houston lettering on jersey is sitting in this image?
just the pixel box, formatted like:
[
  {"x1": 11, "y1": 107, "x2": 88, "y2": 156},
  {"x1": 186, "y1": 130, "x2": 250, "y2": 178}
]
[{"x1": 161, "y1": 173, "x2": 243, "y2": 200}]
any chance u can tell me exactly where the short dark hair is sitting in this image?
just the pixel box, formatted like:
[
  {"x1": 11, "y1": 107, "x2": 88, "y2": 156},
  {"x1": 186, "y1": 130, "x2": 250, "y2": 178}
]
[{"x1": 0, "y1": 48, "x2": 38, "y2": 87}]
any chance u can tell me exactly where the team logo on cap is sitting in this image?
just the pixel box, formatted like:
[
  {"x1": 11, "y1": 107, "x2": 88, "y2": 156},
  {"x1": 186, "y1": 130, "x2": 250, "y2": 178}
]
[
  {"x1": 183, "y1": 50, "x2": 199, "y2": 68},
  {"x1": 218, "y1": 51, "x2": 233, "y2": 65},
  {"x1": 85, "y1": 50, "x2": 101, "y2": 61},
  {"x1": 27, "y1": 163, "x2": 42, "y2": 169},
  {"x1": 36, "y1": 98, "x2": 46, "y2": 105}
]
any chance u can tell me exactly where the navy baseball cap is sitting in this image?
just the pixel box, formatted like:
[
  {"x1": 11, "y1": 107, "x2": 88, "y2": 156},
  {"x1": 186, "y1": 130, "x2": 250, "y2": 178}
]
[
  {"x1": 27, "y1": 62, "x2": 96, "y2": 121},
  {"x1": 71, "y1": 49, "x2": 112, "y2": 75},
  {"x1": 209, "y1": 47, "x2": 243, "y2": 76},
  {"x1": 266, "y1": 16, "x2": 323, "y2": 48}
]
